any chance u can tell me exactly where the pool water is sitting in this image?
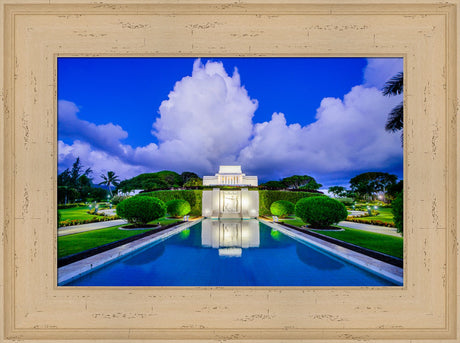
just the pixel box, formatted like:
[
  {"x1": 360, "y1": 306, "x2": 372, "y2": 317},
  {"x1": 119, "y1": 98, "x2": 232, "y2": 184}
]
[{"x1": 63, "y1": 219, "x2": 398, "y2": 286}]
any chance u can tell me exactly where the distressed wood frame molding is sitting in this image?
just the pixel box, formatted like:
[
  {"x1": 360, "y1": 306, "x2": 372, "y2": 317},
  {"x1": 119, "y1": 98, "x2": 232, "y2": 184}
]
[{"x1": 0, "y1": 1, "x2": 458, "y2": 342}]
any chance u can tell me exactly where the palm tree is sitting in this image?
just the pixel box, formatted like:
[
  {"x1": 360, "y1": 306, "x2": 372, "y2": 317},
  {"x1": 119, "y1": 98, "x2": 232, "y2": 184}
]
[
  {"x1": 382, "y1": 72, "x2": 404, "y2": 140},
  {"x1": 98, "y1": 171, "x2": 120, "y2": 197}
]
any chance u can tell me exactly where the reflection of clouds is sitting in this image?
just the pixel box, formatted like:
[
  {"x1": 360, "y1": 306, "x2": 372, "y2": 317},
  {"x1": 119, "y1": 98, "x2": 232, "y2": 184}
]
[
  {"x1": 201, "y1": 219, "x2": 259, "y2": 257},
  {"x1": 296, "y1": 244, "x2": 344, "y2": 271}
]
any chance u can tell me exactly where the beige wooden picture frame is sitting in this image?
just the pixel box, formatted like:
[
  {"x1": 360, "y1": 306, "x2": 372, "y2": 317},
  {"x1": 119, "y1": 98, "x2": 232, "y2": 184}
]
[{"x1": 0, "y1": 0, "x2": 459, "y2": 341}]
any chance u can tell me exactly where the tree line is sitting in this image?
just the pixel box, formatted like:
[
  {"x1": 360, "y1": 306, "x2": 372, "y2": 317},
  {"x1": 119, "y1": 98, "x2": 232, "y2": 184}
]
[
  {"x1": 328, "y1": 171, "x2": 402, "y2": 202},
  {"x1": 58, "y1": 158, "x2": 120, "y2": 204}
]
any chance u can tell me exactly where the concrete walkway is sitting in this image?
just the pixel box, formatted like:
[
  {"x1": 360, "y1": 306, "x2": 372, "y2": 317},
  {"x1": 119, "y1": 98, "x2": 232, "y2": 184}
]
[
  {"x1": 338, "y1": 221, "x2": 402, "y2": 237},
  {"x1": 58, "y1": 219, "x2": 128, "y2": 237}
]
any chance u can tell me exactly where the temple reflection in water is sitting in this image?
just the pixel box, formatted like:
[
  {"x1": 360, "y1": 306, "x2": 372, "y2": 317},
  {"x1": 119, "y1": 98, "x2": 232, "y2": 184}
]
[{"x1": 201, "y1": 219, "x2": 260, "y2": 257}]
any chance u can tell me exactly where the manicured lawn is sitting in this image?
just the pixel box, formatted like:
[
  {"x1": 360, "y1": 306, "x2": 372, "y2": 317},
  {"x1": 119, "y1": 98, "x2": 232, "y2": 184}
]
[
  {"x1": 277, "y1": 216, "x2": 403, "y2": 259},
  {"x1": 278, "y1": 217, "x2": 307, "y2": 227},
  {"x1": 59, "y1": 206, "x2": 98, "y2": 221},
  {"x1": 58, "y1": 225, "x2": 151, "y2": 258},
  {"x1": 313, "y1": 226, "x2": 403, "y2": 259},
  {"x1": 352, "y1": 207, "x2": 395, "y2": 224},
  {"x1": 58, "y1": 217, "x2": 183, "y2": 258}
]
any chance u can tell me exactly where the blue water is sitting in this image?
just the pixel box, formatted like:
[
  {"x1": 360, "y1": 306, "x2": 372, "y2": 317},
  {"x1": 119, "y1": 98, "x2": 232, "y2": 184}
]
[{"x1": 63, "y1": 219, "x2": 398, "y2": 286}]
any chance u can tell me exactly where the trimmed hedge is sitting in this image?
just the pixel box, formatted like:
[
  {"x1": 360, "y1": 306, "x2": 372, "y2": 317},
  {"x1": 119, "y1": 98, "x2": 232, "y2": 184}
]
[
  {"x1": 138, "y1": 190, "x2": 202, "y2": 215},
  {"x1": 295, "y1": 197, "x2": 348, "y2": 228},
  {"x1": 132, "y1": 189, "x2": 323, "y2": 216},
  {"x1": 58, "y1": 215, "x2": 120, "y2": 227},
  {"x1": 259, "y1": 190, "x2": 324, "y2": 216},
  {"x1": 346, "y1": 217, "x2": 395, "y2": 228},
  {"x1": 116, "y1": 196, "x2": 166, "y2": 225},
  {"x1": 335, "y1": 197, "x2": 354, "y2": 206},
  {"x1": 58, "y1": 203, "x2": 86, "y2": 210},
  {"x1": 166, "y1": 199, "x2": 191, "y2": 217},
  {"x1": 270, "y1": 200, "x2": 295, "y2": 217}
]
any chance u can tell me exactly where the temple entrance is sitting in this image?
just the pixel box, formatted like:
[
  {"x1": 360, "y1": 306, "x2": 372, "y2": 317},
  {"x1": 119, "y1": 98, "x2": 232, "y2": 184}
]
[
  {"x1": 202, "y1": 165, "x2": 259, "y2": 219},
  {"x1": 202, "y1": 188, "x2": 259, "y2": 218}
]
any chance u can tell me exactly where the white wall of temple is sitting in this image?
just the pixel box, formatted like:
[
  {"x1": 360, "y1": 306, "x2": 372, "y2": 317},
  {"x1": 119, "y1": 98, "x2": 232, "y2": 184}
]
[
  {"x1": 203, "y1": 174, "x2": 258, "y2": 186},
  {"x1": 202, "y1": 188, "x2": 259, "y2": 218}
]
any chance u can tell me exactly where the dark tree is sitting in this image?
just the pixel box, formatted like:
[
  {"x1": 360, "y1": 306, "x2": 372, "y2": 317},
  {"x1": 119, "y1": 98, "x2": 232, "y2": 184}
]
[
  {"x1": 387, "y1": 180, "x2": 403, "y2": 200},
  {"x1": 349, "y1": 172, "x2": 398, "y2": 201},
  {"x1": 382, "y1": 72, "x2": 404, "y2": 141},
  {"x1": 57, "y1": 157, "x2": 93, "y2": 203},
  {"x1": 87, "y1": 187, "x2": 108, "y2": 202},
  {"x1": 282, "y1": 175, "x2": 322, "y2": 190},
  {"x1": 259, "y1": 180, "x2": 286, "y2": 190},
  {"x1": 181, "y1": 171, "x2": 200, "y2": 184},
  {"x1": 183, "y1": 177, "x2": 202, "y2": 188},
  {"x1": 328, "y1": 186, "x2": 348, "y2": 197},
  {"x1": 98, "y1": 171, "x2": 120, "y2": 197}
]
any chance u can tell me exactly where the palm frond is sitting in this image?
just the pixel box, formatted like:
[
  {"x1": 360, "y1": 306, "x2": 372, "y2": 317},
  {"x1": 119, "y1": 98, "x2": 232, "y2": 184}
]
[
  {"x1": 382, "y1": 72, "x2": 403, "y2": 96},
  {"x1": 385, "y1": 102, "x2": 403, "y2": 132}
]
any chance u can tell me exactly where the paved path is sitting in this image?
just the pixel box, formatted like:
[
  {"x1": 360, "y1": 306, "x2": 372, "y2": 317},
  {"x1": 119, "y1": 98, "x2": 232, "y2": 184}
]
[
  {"x1": 58, "y1": 219, "x2": 128, "y2": 237},
  {"x1": 98, "y1": 209, "x2": 116, "y2": 216},
  {"x1": 338, "y1": 221, "x2": 402, "y2": 237}
]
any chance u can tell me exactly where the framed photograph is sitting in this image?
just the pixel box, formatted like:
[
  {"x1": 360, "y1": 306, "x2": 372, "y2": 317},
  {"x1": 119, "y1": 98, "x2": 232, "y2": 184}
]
[
  {"x1": 1, "y1": 0, "x2": 458, "y2": 342},
  {"x1": 56, "y1": 56, "x2": 404, "y2": 288}
]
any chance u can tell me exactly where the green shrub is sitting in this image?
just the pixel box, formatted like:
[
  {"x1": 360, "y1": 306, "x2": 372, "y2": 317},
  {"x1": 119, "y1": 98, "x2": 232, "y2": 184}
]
[
  {"x1": 57, "y1": 203, "x2": 79, "y2": 210},
  {"x1": 335, "y1": 197, "x2": 354, "y2": 206},
  {"x1": 391, "y1": 192, "x2": 403, "y2": 235},
  {"x1": 58, "y1": 215, "x2": 120, "y2": 227},
  {"x1": 111, "y1": 195, "x2": 128, "y2": 205},
  {"x1": 346, "y1": 217, "x2": 395, "y2": 228},
  {"x1": 259, "y1": 190, "x2": 324, "y2": 216},
  {"x1": 270, "y1": 200, "x2": 295, "y2": 217},
  {"x1": 166, "y1": 199, "x2": 191, "y2": 217},
  {"x1": 116, "y1": 196, "x2": 166, "y2": 225},
  {"x1": 295, "y1": 197, "x2": 348, "y2": 228},
  {"x1": 138, "y1": 190, "x2": 202, "y2": 215}
]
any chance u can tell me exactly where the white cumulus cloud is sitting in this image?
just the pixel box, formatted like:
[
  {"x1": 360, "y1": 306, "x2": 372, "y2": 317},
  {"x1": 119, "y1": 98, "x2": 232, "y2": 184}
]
[
  {"x1": 58, "y1": 100, "x2": 129, "y2": 157},
  {"x1": 151, "y1": 59, "x2": 258, "y2": 173},
  {"x1": 238, "y1": 86, "x2": 403, "y2": 181},
  {"x1": 58, "y1": 59, "x2": 259, "y2": 180},
  {"x1": 58, "y1": 58, "x2": 403, "y2": 185}
]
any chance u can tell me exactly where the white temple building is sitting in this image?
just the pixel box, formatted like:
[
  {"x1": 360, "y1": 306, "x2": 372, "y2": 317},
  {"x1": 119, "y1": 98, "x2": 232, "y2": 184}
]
[
  {"x1": 202, "y1": 165, "x2": 259, "y2": 218},
  {"x1": 203, "y1": 165, "x2": 258, "y2": 187}
]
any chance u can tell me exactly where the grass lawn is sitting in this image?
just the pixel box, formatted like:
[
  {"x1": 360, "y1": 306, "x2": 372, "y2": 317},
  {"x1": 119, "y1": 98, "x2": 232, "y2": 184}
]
[
  {"x1": 277, "y1": 217, "x2": 403, "y2": 259},
  {"x1": 313, "y1": 226, "x2": 403, "y2": 259},
  {"x1": 58, "y1": 225, "x2": 151, "y2": 258},
  {"x1": 58, "y1": 217, "x2": 183, "y2": 259},
  {"x1": 59, "y1": 206, "x2": 99, "y2": 221},
  {"x1": 351, "y1": 207, "x2": 395, "y2": 224},
  {"x1": 278, "y1": 217, "x2": 307, "y2": 227}
]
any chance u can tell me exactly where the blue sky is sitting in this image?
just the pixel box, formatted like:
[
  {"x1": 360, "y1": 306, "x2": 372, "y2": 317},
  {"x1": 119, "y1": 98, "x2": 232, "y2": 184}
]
[{"x1": 58, "y1": 57, "x2": 403, "y2": 188}]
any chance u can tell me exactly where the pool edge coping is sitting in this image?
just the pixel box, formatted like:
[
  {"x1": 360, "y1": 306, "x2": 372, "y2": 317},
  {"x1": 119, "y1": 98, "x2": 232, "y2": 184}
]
[
  {"x1": 260, "y1": 219, "x2": 403, "y2": 286},
  {"x1": 57, "y1": 219, "x2": 202, "y2": 285}
]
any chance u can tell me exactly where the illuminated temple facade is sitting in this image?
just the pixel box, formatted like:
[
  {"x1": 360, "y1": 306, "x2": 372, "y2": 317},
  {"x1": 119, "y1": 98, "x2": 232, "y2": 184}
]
[
  {"x1": 202, "y1": 166, "x2": 259, "y2": 218},
  {"x1": 202, "y1": 165, "x2": 258, "y2": 187}
]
